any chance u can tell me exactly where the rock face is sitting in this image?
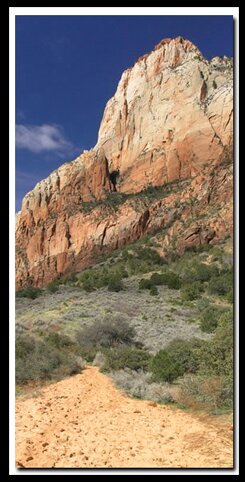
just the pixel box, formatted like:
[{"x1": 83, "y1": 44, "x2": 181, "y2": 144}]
[
  {"x1": 96, "y1": 37, "x2": 233, "y2": 193},
  {"x1": 15, "y1": 37, "x2": 233, "y2": 288}
]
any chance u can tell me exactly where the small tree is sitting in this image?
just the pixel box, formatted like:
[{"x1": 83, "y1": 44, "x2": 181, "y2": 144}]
[
  {"x1": 151, "y1": 339, "x2": 200, "y2": 383},
  {"x1": 151, "y1": 350, "x2": 183, "y2": 383}
]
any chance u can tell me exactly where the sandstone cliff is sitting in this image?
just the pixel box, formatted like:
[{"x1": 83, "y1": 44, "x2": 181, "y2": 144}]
[
  {"x1": 96, "y1": 36, "x2": 233, "y2": 192},
  {"x1": 15, "y1": 37, "x2": 233, "y2": 288}
]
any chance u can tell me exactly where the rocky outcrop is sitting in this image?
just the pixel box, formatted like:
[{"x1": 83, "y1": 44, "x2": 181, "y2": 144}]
[
  {"x1": 15, "y1": 36, "x2": 233, "y2": 288},
  {"x1": 96, "y1": 37, "x2": 233, "y2": 193},
  {"x1": 19, "y1": 149, "x2": 112, "y2": 222},
  {"x1": 16, "y1": 159, "x2": 232, "y2": 288}
]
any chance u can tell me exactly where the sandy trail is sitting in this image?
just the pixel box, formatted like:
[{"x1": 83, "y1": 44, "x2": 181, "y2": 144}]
[{"x1": 16, "y1": 367, "x2": 233, "y2": 468}]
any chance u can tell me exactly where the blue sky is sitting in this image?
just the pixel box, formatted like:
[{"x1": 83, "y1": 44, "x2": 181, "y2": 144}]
[{"x1": 15, "y1": 15, "x2": 233, "y2": 211}]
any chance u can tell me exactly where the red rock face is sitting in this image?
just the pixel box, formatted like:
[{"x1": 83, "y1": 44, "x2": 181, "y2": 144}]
[
  {"x1": 15, "y1": 37, "x2": 233, "y2": 288},
  {"x1": 96, "y1": 37, "x2": 233, "y2": 193}
]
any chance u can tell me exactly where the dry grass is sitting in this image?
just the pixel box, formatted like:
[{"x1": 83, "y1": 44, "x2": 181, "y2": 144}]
[{"x1": 16, "y1": 278, "x2": 210, "y2": 353}]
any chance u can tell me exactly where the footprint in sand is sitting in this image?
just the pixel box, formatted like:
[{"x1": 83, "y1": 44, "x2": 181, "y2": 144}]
[{"x1": 15, "y1": 367, "x2": 233, "y2": 469}]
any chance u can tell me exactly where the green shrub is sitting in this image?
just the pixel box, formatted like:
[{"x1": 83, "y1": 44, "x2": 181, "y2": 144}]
[
  {"x1": 77, "y1": 319, "x2": 136, "y2": 348},
  {"x1": 16, "y1": 350, "x2": 60, "y2": 383},
  {"x1": 200, "y1": 314, "x2": 218, "y2": 333},
  {"x1": 102, "y1": 347, "x2": 152, "y2": 372},
  {"x1": 62, "y1": 272, "x2": 78, "y2": 284},
  {"x1": 177, "y1": 312, "x2": 233, "y2": 410},
  {"x1": 121, "y1": 248, "x2": 167, "y2": 276},
  {"x1": 207, "y1": 269, "x2": 233, "y2": 296},
  {"x1": 183, "y1": 245, "x2": 199, "y2": 254},
  {"x1": 44, "y1": 332, "x2": 77, "y2": 350},
  {"x1": 150, "y1": 286, "x2": 159, "y2": 296},
  {"x1": 107, "y1": 275, "x2": 124, "y2": 292},
  {"x1": 167, "y1": 251, "x2": 180, "y2": 263},
  {"x1": 78, "y1": 270, "x2": 99, "y2": 291},
  {"x1": 151, "y1": 350, "x2": 184, "y2": 383},
  {"x1": 117, "y1": 267, "x2": 129, "y2": 278},
  {"x1": 194, "y1": 263, "x2": 219, "y2": 282},
  {"x1": 55, "y1": 358, "x2": 81, "y2": 378},
  {"x1": 138, "y1": 271, "x2": 181, "y2": 291},
  {"x1": 16, "y1": 336, "x2": 60, "y2": 383},
  {"x1": 162, "y1": 271, "x2": 181, "y2": 289},
  {"x1": 79, "y1": 346, "x2": 98, "y2": 363},
  {"x1": 122, "y1": 249, "x2": 132, "y2": 261},
  {"x1": 226, "y1": 289, "x2": 233, "y2": 304},
  {"x1": 218, "y1": 373, "x2": 233, "y2": 408},
  {"x1": 198, "y1": 319, "x2": 233, "y2": 377},
  {"x1": 181, "y1": 282, "x2": 204, "y2": 301},
  {"x1": 16, "y1": 333, "x2": 82, "y2": 384},
  {"x1": 15, "y1": 334, "x2": 36, "y2": 358},
  {"x1": 151, "y1": 338, "x2": 201, "y2": 383},
  {"x1": 150, "y1": 273, "x2": 165, "y2": 285},
  {"x1": 139, "y1": 278, "x2": 153, "y2": 290},
  {"x1": 136, "y1": 247, "x2": 165, "y2": 265},
  {"x1": 196, "y1": 297, "x2": 211, "y2": 311},
  {"x1": 150, "y1": 271, "x2": 181, "y2": 289},
  {"x1": 16, "y1": 287, "x2": 43, "y2": 299},
  {"x1": 169, "y1": 338, "x2": 202, "y2": 370},
  {"x1": 181, "y1": 261, "x2": 219, "y2": 284},
  {"x1": 82, "y1": 277, "x2": 96, "y2": 292},
  {"x1": 199, "y1": 305, "x2": 226, "y2": 333},
  {"x1": 178, "y1": 373, "x2": 232, "y2": 411},
  {"x1": 194, "y1": 244, "x2": 213, "y2": 253},
  {"x1": 78, "y1": 265, "x2": 126, "y2": 292},
  {"x1": 47, "y1": 279, "x2": 60, "y2": 293}
]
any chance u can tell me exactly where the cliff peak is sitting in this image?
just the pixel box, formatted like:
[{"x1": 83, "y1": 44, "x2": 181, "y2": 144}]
[
  {"x1": 133, "y1": 36, "x2": 202, "y2": 71},
  {"x1": 16, "y1": 36, "x2": 233, "y2": 288},
  {"x1": 154, "y1": 35, "x2": 200, "y2": 53}
]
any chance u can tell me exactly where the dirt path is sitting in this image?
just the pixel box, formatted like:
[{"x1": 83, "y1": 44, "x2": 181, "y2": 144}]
[{"x1": 16, "y1": 367, "x2": 233, "y2": 468}]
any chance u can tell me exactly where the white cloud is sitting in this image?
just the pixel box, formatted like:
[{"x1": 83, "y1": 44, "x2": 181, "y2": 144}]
[{"x1": 15, "y1": 124, "x2": 75, "y2": 154}]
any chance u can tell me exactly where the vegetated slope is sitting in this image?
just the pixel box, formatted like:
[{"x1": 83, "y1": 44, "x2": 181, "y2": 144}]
[
  {"x1": 16, "y1": 366, "x2": 233, "y2": 469},
  {"x1": 16, "y1": 236, "x2": 233, "y2": 468},
  {"x1": 16, "y1": 239, "x2": 233, "y2": 412},
  {"x1": 15, "y1": 36, "x2": 233, "y2": 288}
]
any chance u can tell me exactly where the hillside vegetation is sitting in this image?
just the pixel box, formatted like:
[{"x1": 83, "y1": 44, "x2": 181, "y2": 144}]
[{"x1": 16, "y1": 236, "x2": 233, "y2": 413}]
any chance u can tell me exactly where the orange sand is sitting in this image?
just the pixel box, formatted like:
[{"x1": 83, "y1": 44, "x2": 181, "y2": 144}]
[{"x1": 16, "y1": 367, "x2": 233, "y2": 468}]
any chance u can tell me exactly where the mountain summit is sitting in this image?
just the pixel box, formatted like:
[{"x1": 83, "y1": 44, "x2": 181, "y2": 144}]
[{"x1": 16, "y1": 37, "x2": 233, "y2": 288}]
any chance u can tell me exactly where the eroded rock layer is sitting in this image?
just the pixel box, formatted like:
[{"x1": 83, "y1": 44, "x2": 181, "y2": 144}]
[{"x1": 16, "y1": 37, "x2": 233, "y2": 288}]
